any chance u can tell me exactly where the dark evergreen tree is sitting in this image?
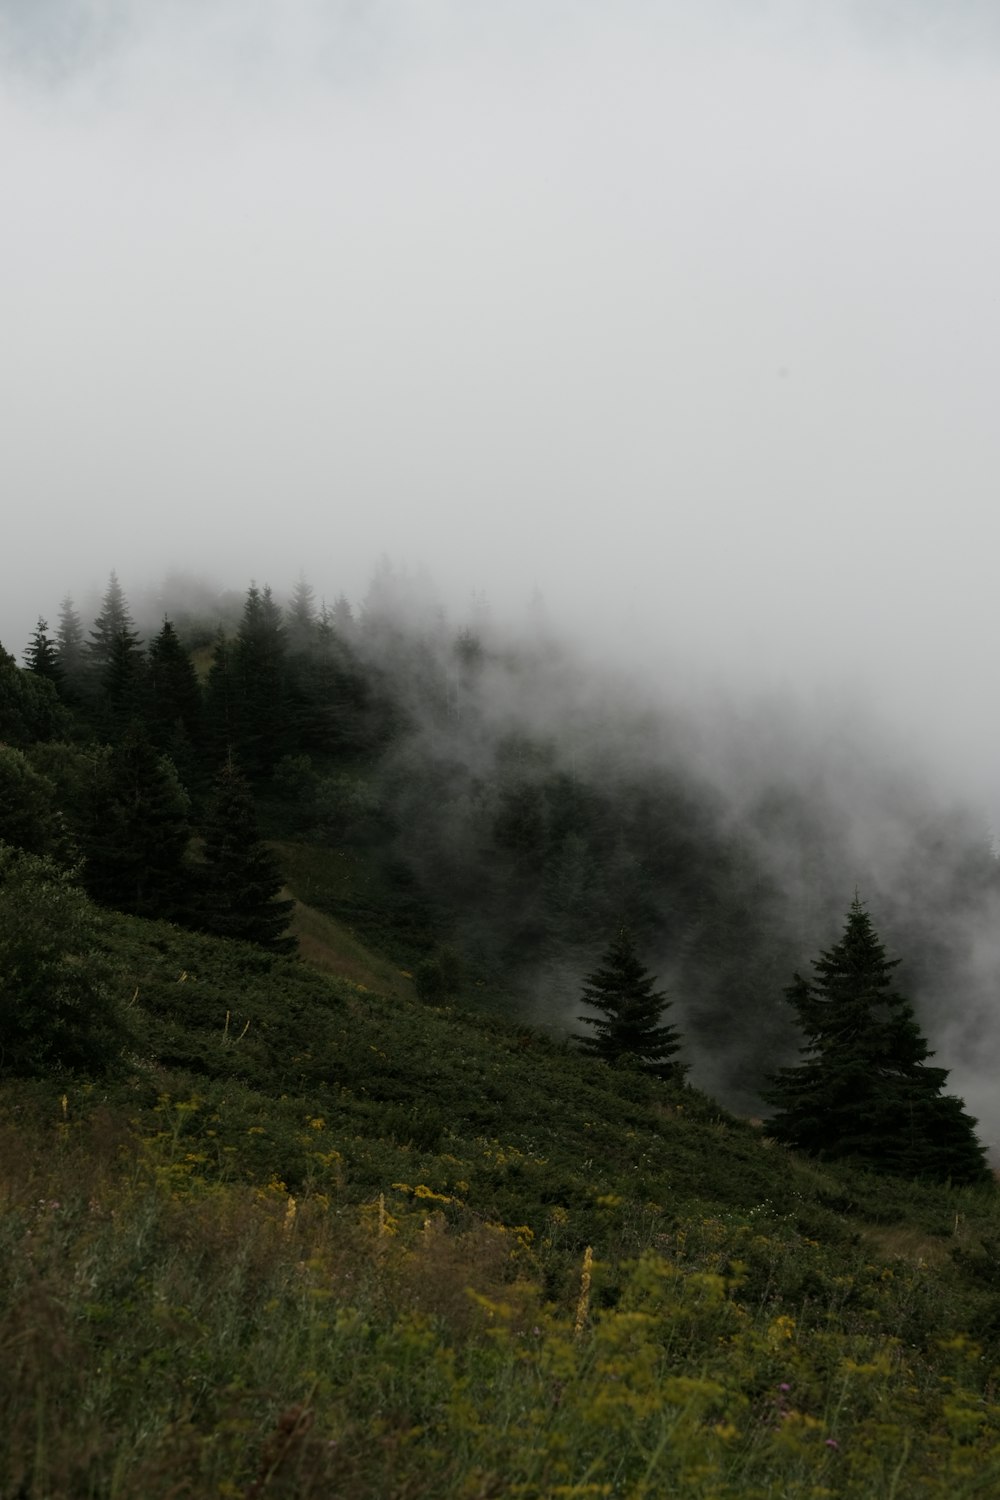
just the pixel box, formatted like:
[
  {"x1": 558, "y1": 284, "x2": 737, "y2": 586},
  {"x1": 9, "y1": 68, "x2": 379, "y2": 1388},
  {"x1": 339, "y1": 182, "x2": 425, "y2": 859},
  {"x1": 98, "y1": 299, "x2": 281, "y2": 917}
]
[
  {"x1": 148, "y1": 619, "x2": 203, "y2": 788},
  {"x1": 100, "y1": 627, "x2": 148, "y2": 733},
  {"x1": 87, "y1": 571, "x2": 142, "y2": 672},
  {"x1": 196, "y1": 759, "x2": 295, "y2": 952},
  {"x1": 203, "y1": 628, "x2": 240, "y2": 767},
  {"x1": 233, "y1": 582, "x2": 290, "y2": 774},
  {"x1": 84, "y1": 723, "x2": 191, "y2": 920},
  {"x1": 576, "y1": 926, "x2": 686, "y2": 1081},
  {"x1": 24, "y1": 618, "x2": 63, "y2": 687},
  {"x1": 764, "y1": 898, "x2": 989, "y2": 1184}
]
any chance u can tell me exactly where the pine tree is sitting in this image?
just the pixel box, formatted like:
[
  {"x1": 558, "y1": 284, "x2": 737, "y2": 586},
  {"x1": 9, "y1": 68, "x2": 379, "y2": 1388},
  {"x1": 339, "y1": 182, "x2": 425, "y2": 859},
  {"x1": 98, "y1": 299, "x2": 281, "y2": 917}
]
[
  {"x1": 87, "y1": 571, "x2": 142, "y2": 672},
  {"x1": 233, "y1": 583, "x2": 290, "y2": 774},
  {"x1": 328, "y1": 594, "x2": 355, "y2": 640},
  {"x1": 576, "y1": 926, "x2": 686, "y2": 1081},
  {"x1": 84, "y1": 723, "x2": 192, "y2": 920},
  {"x1": 55, "y1": 595, "x2": 86, "y2": 689},
  {"x1": 203, "y1": 628, "x2": 240, "y2": 768},
  {"x1": 287, "y1": 572, "x2": 318, "y2": 653},
  {"x1": 101, "y1": 627, "x2": 148, "y2": 732},
  {"x1": 24, "y1": 618, "x2": 63, "y2": 687},
  {"x1": 148, "y1": 620, "x2": 203, "y2": 789},
  {"x1": 764, "y1": 898, "x2": 989, "y2": 1184},
  {"x1": 196, "y1": 759, "x2": 296, "y2": 953}
]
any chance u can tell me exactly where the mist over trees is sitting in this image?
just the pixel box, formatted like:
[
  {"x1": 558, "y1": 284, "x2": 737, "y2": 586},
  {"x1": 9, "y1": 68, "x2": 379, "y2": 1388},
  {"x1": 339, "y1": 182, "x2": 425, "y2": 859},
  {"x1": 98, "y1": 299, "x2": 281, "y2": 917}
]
[{"x1": 2, "y1": 564, "x2": 998, "y2": 1163}]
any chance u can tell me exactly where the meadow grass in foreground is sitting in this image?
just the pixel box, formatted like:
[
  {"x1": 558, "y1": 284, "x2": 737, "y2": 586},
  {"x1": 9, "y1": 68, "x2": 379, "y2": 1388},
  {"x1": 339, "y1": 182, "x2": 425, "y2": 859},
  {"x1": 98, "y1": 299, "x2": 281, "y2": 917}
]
[{"x1": 3, "y1": 1090, "x2": 1000, "y2": 1500}]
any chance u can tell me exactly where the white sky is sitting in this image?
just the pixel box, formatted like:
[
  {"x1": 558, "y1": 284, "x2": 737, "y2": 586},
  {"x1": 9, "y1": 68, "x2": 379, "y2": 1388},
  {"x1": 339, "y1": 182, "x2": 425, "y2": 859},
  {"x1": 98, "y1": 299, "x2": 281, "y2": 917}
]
[{"x1": 3, "y1": 0, "x2": 1000, "y2": 794}]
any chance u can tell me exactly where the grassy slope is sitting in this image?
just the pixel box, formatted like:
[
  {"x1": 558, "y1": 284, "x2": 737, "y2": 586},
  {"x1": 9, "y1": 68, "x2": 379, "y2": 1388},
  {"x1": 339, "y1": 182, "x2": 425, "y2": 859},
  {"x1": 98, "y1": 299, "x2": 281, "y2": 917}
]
[{"x1": 4, "y1": 897, "x2": 1000, "y2": 1497}]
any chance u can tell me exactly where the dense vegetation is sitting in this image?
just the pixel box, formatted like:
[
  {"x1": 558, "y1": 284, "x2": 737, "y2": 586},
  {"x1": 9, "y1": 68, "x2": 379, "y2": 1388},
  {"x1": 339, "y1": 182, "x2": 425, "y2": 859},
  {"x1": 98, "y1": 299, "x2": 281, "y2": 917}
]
[{"x1": 2, "y1": 567, "x2": 999, "y2": 1495}]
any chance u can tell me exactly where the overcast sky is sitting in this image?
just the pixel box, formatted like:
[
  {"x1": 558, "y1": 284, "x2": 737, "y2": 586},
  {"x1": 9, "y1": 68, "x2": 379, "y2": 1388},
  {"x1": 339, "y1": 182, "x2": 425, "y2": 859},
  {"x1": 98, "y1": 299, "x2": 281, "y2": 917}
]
[{"x1": 3, "y1": 0, "x2": 1000, "y2": 792}]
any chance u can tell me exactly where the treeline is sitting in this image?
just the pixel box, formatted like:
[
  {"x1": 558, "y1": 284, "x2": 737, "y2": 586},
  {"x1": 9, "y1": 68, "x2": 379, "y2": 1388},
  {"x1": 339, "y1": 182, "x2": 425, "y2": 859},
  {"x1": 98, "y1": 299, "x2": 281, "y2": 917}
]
[
  {"x1": 1, "y1": 573, "x2": 306, "y2": 956},
  {"x1": 4, "y1": 564, "x2": 1000, "y2": 1122}
]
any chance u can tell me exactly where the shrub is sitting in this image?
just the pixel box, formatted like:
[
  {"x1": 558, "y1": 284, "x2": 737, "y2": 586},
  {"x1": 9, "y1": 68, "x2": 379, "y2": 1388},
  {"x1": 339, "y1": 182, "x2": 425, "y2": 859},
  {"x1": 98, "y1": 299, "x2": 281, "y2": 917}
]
[{"x1": 0, "y1": 845, "x2": 130, "y2": 1076}]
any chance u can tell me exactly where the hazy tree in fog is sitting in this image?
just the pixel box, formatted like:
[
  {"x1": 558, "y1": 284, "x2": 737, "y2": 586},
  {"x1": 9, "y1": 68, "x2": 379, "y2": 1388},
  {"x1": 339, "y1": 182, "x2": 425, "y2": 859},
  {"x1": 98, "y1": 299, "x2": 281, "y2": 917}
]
[
  {"x1": 327, "y1": 594, "x2": 355, "y2": 640},
  {"x1": 87, "y1": 571, "x2": 142, "y2": 671},
  {"x1": 286, "y1": 572, "x2": 318, "y2": 653},
  {"x1": 55, "y1": 595, "x2": 86, "y2": 691},
  {"x1": 765, "y1": 898, "x2": 989, "y2": 1184},
  {"x1": 576, "y1": 927, "x2": 686, "y2": 1082}
]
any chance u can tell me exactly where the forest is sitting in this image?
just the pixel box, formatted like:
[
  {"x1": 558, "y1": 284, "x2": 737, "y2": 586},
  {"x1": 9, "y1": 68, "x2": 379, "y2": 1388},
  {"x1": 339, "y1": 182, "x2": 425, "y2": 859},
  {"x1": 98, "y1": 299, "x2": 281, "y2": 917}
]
[
  {"x1": 3, "y1": 565, "x2": 1000, "y2": 1497},
  {"x1": 4, "y1": 564, "x2": 998, "y2": 1121}
]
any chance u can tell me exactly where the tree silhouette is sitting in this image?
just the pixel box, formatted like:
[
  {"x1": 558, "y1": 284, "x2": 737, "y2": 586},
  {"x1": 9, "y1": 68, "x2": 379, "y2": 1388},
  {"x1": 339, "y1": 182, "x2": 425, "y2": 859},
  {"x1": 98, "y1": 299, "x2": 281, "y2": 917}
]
[
  {"x1": 576, "y1": 926, "x2": 685, "y2": 1081},
  {"x1": 765, "y1": 897, "x2": 989, "y2": 1183}
]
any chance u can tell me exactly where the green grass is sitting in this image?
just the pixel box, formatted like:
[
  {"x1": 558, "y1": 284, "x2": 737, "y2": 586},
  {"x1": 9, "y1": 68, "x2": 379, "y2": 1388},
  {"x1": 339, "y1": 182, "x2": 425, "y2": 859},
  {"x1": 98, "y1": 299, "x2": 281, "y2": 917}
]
[{"x1": 2, "y1": 898, "x2": 1000, "y2": 1497}]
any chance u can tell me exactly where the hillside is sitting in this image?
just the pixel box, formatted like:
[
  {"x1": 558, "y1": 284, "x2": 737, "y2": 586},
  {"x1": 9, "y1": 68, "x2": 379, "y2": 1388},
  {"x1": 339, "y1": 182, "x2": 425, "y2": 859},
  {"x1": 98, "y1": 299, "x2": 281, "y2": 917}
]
[
  {"x1": 3, "y1": 903, "x2": 1000, "y2": 1498},
  {"x1": 4, "y1": 572, "x2": 1000, "y2": 1494}
]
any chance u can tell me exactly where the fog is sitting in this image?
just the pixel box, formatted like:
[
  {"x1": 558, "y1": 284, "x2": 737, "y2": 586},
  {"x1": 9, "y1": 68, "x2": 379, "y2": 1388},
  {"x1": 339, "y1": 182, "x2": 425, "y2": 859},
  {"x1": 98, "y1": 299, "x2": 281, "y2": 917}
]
[{"x1": 3, "y1": 3, "x2": 1000, "y2": 1138}]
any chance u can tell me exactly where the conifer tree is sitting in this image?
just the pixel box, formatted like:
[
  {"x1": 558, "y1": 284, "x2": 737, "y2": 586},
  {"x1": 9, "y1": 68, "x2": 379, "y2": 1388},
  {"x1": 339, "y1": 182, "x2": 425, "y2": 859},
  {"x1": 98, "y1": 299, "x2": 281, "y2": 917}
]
[
  {"x1": 234, "y1": 582, "x2": 290, "y2": 773},
  {"x1": 576, "y1": 927, "x2": 686, "y2": 1081},
  {"x1": 196, "y1": 759, "x2": 295, "y2": 952},
  {"x1": 84, "y1": 723, "x2": 191, "y2": 920},
  {"x1": 765, "y1": 898, "x2": 989, "y2": 1184},
  {"x1": 147, "y1": 620, "x2": 203, "y2": 789},
  {"x1": 55, "y1": 595, "x2": 86, "y2": 688},
  {"x1": 87, "y1": 571, "x2": 142, "y2": 672},
  {"x1": 101, "y1": 628, "x2": 148, "y2": 732},
  {"x1": 203, "y1": 628, "x2": 240, "y2": 767},
  {"x1": 328, "y1": 594, "x2": 355, "y2": 640},
  {"x1": 24, "y1": 618, "x2": 63, "y2": 687},
  {"x1": 287, "y1": 573, "x2": 318, "y2": 652}
]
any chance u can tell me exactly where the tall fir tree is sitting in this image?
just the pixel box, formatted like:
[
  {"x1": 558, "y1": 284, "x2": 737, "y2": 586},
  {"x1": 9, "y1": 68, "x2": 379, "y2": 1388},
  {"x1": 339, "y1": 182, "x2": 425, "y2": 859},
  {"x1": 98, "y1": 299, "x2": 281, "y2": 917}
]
[
  {"x1": 328, "y1": 594, "x2": 355, "y2": 639},
  {"x1": 287, "y1": 572, "x2": 318, "y2": 653},
  {"x1": 55, "y1": 595, "x2": 87, "y2": 696},
  {"x1": 576, "y1": 926, "x2": 686, "y2": 1081},
  {"x1": 233, "y1": 582, "x2": 290, "y2": 774},
  {"x1": 196, "y1": 759, "x2": 295, "y2": 952},
  {"x1": 203, "y1": 628, "x2": 240, "y2": 767},
  {"x1": 148, "y1": 620, "x2": 203, "y2": 789},
  {"x1": 764, "y1": 898, "x2": 989, "y2": 1184},
  {"x1": 87, "y1": 571, "x2": 142, "y2": 672},
  {"x1": 24, "y1": 618, "x2": 63, "y2": 688},
  {"x1": 101, "y1": 628, "x2": 148, "y2": 733}
]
